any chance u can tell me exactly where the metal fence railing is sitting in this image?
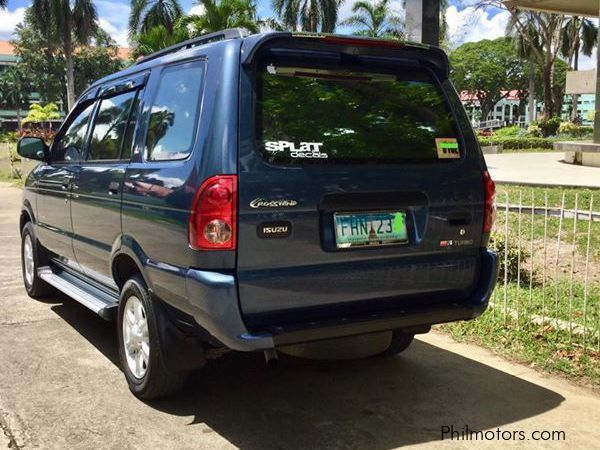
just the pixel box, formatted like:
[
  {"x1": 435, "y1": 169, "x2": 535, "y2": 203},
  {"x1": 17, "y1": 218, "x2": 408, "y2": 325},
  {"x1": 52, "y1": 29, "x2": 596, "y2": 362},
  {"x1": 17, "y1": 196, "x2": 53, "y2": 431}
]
[{"x1": 491, "y1": 189, "x2": 599, "y2": 353}]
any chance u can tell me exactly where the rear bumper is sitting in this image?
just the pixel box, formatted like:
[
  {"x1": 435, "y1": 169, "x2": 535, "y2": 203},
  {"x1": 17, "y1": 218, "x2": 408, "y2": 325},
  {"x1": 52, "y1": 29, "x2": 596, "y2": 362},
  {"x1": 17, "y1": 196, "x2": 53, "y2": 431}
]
[{"x1": 185, "y1": 249, "x2": 498, "y2": 351}]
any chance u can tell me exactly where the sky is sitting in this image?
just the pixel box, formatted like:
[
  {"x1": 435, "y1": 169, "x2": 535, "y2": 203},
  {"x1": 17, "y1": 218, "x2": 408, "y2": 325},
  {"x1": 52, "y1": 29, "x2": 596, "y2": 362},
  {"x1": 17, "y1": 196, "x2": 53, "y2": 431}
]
[{"x1": 0, "y1": 0, "x2": 596, "y2": 70}]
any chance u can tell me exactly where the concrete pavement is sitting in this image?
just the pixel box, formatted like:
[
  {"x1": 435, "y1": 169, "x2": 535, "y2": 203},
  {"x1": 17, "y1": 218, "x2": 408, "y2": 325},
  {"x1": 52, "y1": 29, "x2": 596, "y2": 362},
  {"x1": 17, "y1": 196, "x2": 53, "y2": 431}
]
[
  {"x1": 484, "y1": 152, "x2": 600, "y2": 188},
  {"x1": 1, "y1": 182, "x2": 600, "y2": 449}
]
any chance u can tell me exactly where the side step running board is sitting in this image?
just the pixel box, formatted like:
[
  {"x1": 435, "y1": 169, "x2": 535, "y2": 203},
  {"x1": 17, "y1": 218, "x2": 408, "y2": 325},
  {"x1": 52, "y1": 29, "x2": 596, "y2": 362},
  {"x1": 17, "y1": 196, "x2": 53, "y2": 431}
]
[{"x1": 38, "y1": 266, "x2": 119, "y2": 321}]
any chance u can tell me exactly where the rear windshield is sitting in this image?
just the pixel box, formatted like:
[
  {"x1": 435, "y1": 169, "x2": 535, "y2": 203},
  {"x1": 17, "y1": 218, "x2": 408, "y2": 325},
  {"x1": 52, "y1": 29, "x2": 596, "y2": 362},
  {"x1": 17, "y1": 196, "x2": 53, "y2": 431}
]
[{"x1": 255, "y1": 63, "x2": 461, "y2": 164}]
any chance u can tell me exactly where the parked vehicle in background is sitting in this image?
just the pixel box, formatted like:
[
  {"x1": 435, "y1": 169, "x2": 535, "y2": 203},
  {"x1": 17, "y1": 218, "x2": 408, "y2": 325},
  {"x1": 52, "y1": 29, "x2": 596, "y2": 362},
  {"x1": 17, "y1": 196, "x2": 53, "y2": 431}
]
[{"x1": 17, "y1": 29, "x2": 498, "y2": 400}]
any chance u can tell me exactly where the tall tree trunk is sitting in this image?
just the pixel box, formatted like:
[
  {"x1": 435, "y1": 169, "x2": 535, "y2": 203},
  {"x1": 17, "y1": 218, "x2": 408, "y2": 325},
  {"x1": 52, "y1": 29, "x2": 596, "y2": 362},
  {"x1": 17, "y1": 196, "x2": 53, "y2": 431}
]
[
  {"x1": 313, "y1": 0, "x2": 319, "y2": 32},
  {"x1": 64, "y1": 40, "x2": 76, "y2": 112},
  {"x1": 542, "y1": 60, "x2": 554, "y2": 118},
  {"x1": 480, "y1": 101, "x2": 492, "y2": 124},
  {"x1": 570, "y1": 45, "x2": 580, "y2": 121},
  {"x1": 528, "y1": 61, "x2": 536, "y2": 123}
]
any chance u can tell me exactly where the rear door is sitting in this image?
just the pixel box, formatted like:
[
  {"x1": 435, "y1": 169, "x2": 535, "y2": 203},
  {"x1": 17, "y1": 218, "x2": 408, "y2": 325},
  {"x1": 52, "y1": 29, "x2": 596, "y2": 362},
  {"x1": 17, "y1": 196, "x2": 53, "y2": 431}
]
[{"x1": 237, "y1": 40, "x2": 485, "y2": 327}]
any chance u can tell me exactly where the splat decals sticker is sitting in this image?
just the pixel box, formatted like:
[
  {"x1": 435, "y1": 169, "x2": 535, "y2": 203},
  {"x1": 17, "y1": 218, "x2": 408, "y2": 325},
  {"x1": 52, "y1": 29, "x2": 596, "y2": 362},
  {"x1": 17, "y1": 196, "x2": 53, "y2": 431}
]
[{"x1": 264, "y1": 141, "x2": 328, "y2": 159}]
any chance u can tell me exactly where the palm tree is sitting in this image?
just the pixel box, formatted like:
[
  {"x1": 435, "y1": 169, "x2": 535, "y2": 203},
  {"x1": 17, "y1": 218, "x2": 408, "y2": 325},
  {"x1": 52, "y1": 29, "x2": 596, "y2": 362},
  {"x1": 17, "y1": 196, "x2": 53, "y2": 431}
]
[
  {"x1": 273, "y1": 0, "x2": 342, "y2": 33},
  {"x1": 507, "y1": 16, "x2": 542, "y2": 124},
  {"x1": 176, "y1": 0, "x2": 259, "y2": 37},
  {"x1": 132, "y1": 25, "x2": 188, "y2": 58},
  {"x1": 506, "y1": 10, "x2": 566, "y2": 118},
  {"x1": 0, "y1": 0, "x2": 8, "y2": 9},
  {"x1": 340, "y1": 0, "x2": 402, "y2": 38},
  {"x1": 30, "y1": 0, "x2": 98, "y2": 111},
  {"x1": 560, "y1": 17, "x2": 598, "y2": 120},
  {"x1": 129, "y1": 0, "x2": 183, "y2": 37}
]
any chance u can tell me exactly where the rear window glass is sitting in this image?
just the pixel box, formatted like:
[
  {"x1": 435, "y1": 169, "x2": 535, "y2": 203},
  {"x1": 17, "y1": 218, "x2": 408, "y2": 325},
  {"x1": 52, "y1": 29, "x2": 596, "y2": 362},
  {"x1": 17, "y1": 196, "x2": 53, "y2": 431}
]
[{"x1": 255, "y1": 64, "x2": 461, "y2": 164}]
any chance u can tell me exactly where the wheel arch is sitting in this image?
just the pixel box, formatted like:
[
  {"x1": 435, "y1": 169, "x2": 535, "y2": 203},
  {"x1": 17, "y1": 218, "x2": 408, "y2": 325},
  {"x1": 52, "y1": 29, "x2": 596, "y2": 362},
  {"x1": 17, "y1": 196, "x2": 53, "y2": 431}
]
[
  {"x1": 19, "y1": 200, "x2": 36, "y2": 233},
  {"x1": 111, "y1": 235, "x2": 152, "y2": 291}
]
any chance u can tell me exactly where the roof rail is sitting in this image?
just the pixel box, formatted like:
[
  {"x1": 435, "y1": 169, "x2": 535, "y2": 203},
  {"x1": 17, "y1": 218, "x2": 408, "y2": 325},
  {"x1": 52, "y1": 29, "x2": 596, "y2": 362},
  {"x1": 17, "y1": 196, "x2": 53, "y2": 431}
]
[{"x1": 134, "y1": 28, "x2": 251, "y2": 65}]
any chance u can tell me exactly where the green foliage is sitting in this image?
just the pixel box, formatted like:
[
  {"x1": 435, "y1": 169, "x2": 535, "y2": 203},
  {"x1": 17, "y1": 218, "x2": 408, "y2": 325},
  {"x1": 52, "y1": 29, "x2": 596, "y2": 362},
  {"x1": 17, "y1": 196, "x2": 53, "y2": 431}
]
[
  {"x1": 450, "y1": 38, "x2": 527, "y2": 121},
  {"x1": 0, "y1": 65, "x2": 32, "y2": 119},
  {"x1": 478, "y1": 136, "x2": 554, "y2": 149},
  {"x1": 21, "y1": 103, "x2": 61, "y2": 125},
  {"x1": 527, "y1": 123, "x2": 542, "y2": 137},
  {"x1": 129, "y1": 0, "x2": 184, "y2": 36},
  {"x1": 273, "y1": 0, "x2": 342, "y2": 32},
  {"x1": 558, "y1": 122, "x2": 594, "y2": 138},
  {"x1": 340, "y1": 0, "x2": 403, "y2": 39},
  {"x1": 73, "y1": 45, "x2": 125, "y2": 91},
  {"x1": 8, "y1": 146, "x2": 22, "y2": 179},
  {"x1": 177, "y1": 0, "x2": 260, "y2": 36},
  {"x1": 132, "y1": 25, "x2": 188, "y2": 58},
  {"x1": 29, "y1": 0, "x2": 100, "y2": 108},
  {"x1": 488, "y1": 231, "x2": 532, "y2": 283},
  {"x1": 537, "y1": 116, "x2": 561, "y2": 137},
  {"x1": 492, "y1": 126, "x2": 521, "y2": 138},
  {"x1": 0, "y1": 132, "x2": 18, "y2": 143},
  {"x1": 12, "y1": 14, "x2": 125, "y2": 108}
]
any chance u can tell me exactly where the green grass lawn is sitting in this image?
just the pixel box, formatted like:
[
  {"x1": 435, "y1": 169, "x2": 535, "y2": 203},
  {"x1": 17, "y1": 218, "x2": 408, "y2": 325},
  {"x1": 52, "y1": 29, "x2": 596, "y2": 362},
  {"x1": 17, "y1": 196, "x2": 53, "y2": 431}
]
[
  {"x1": 442, "y1": 310, "x2": 600, "y2": 386},
  {"x1": 444, "y1": 183, "x2": 600, "y2": 386},
  {"x1": 495, "y1": 184, "x2": 600, "y2": 261}
]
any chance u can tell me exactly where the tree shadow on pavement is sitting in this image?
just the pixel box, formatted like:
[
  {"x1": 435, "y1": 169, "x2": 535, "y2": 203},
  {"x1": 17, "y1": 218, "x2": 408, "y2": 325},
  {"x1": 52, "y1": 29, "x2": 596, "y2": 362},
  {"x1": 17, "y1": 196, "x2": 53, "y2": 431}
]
[{"x1": 51, "y1": 298, "x2": 564, "y2": 449}]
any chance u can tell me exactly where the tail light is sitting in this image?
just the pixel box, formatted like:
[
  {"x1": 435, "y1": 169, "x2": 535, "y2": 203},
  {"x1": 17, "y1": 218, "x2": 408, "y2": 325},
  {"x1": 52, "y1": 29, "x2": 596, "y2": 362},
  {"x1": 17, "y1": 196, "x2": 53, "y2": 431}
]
[
  {"x1": 483, "y1": 170, "x2": 495, "y2": 233},
  {"x1": 189, "y1": 175, "x2": 237, "y2": 250}
]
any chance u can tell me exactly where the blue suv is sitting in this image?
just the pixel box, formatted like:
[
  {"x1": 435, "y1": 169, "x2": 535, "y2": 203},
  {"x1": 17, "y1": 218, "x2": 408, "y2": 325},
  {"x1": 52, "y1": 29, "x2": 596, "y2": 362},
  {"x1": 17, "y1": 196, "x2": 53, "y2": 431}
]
[{"x1": 17, "y1": 29, "x2": 498, "y2": 399}]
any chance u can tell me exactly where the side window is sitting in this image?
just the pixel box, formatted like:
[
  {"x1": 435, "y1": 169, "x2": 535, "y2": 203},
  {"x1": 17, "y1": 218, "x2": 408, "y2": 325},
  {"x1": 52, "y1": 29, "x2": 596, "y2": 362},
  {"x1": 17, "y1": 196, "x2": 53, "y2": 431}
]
[
  {"x1": 121, "y1": 94, "x2": 140, "y2": 161},
  {"x1": 145, "y1": 61, "x2": 204, "y2": 161},
  {"x1": 52, "y1": 103, "x2": 95, "y2": 163},
  {"x1": 88, "y1": 90, "x2": 139, "y2": 161}
]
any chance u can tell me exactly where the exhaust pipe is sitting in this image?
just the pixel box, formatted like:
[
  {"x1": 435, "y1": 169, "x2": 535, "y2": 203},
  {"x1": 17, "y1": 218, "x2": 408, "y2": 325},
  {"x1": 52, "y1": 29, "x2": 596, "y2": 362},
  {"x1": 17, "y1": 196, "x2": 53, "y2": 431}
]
[{"x1": 263, "y1": 349, "x2": 279, "y2": 367}]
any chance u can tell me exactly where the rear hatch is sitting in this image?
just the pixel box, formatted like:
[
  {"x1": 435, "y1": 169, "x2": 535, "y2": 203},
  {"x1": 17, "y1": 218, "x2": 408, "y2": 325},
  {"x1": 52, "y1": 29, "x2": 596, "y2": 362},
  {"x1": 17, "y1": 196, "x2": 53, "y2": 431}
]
[{"x1": 237, "y1": 35, "x2": 486, "y2": 328}]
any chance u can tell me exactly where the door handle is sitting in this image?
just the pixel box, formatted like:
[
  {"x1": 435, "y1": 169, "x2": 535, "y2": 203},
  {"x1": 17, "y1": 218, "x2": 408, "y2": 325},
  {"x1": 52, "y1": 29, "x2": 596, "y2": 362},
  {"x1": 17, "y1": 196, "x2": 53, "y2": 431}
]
[{"x1": 108, "y1": 181, "x2": 121, "y2": 195}]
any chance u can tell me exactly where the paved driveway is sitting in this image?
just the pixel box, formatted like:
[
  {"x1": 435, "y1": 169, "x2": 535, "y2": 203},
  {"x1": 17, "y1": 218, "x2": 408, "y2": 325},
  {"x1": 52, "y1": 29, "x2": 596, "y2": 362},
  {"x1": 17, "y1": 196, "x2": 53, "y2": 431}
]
[
  {"x1": 485, "y1": 152, "x2": 600, "y2": 188},
  {"x1": 1, "y1": 182, "x2": 599, "y2": 449}
]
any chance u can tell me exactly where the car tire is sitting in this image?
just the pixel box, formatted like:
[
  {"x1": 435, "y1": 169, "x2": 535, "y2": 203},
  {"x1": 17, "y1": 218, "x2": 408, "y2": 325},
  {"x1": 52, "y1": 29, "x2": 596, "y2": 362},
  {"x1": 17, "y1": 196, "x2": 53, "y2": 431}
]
[
  {"x1": 118, "y1": 274, "x2": 188, "y2": 400},
  {"x1": 21, "y1": 222, "x2": 54, "y2": 299},
  {"x1": 380, "y1": 330, "x2": 415, "y2": 356}
]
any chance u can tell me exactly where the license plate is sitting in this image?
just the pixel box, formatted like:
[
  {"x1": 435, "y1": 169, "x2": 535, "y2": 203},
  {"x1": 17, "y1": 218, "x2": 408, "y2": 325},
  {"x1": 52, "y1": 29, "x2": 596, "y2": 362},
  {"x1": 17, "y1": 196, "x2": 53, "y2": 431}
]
[{"x1": 334, "y1": 211, "x2": 408, "y2": 248}]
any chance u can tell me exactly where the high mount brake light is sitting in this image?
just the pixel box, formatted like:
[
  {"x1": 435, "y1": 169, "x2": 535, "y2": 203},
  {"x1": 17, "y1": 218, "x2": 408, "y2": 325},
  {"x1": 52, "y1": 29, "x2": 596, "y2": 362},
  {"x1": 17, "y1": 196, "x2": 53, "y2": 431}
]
[
  {"x1": 189, "y1": 175, "x2": 237, "y2": 250},
  {"x1": 483, "y1": 171, "x2": 495, "y2": 233},
  {"x1": 322, "y1": 35, "x2": 405, "y2": 49}
]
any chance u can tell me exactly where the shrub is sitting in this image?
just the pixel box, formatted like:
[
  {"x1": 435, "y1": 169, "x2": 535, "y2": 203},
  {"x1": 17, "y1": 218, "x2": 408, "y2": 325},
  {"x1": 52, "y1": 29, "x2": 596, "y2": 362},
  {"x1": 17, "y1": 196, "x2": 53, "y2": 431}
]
[
  {"x1": 8, "y1": 146, "x2": 22, "y2": 180},
  {"x1": 558, "y1": 122, "x2": 594, "y2": 138},
  {"x1": 526, "y1": 123, "x2": 542, "y2": 137},
  {"x1": 478, "y1": 136, "x2": 554, "y2": 149},
  {"x1": 493, "y1": 126, "x2": 520, "y2": 138},
  {"x1": 488, "y1": 232, "x2": 531, "y2": 283},
  {"x1": 18, "y1": 127, "x2": 56, "y2": 144},
  {"x1": 0, "y1": 131, "x2": 18, "y2": 143},
  {"x1": 537, "y1": 117, "x2": 561, "y2": 137}
]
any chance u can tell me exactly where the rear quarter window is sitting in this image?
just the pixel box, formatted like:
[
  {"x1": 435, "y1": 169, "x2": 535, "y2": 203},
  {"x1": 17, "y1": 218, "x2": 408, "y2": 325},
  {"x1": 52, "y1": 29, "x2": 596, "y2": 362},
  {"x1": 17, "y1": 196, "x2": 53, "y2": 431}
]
[
  {"x1": 255, "y1": 63, "x2": 461, "y2": 165},
  {"x1": 145, "y1": 60, "x2": 204, "y2": 161}
]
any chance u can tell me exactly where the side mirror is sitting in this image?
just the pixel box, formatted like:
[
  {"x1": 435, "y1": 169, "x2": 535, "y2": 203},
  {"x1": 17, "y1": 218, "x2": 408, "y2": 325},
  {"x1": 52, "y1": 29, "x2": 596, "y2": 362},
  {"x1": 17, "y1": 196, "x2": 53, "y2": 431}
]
[{"x1": 17, "y1": 137, "x2": 49, "y2": 162}]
